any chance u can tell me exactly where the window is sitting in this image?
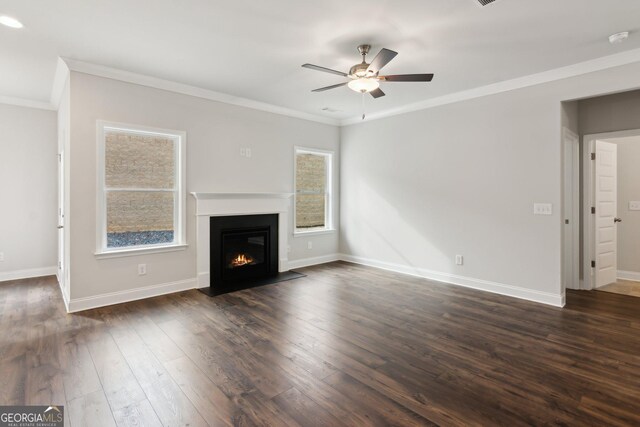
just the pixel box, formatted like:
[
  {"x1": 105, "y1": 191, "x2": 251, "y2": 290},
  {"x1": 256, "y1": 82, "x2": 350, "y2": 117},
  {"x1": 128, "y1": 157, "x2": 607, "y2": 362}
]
[
  {"x1": 294, "y1": 147, "x2": 333, "y2": 233},
  {"x1": 97, "y1": 122, "x2": 186, "y2": 255}
]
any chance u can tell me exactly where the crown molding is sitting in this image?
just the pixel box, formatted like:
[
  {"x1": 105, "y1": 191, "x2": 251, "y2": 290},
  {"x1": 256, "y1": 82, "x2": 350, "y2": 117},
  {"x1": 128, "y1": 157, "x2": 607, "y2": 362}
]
[
  {"x1": 4, "y1": 47, "x2": 640, "y2": 124},
  {"x1": 340, "y1": 47, "x2": 640, "y2": 126},
  {"x1": 61, "y1": 58, "x2": 340, "y2": 126},
  {"x1": 0, "y1": 94, "x2": 55, "y2": 111}
]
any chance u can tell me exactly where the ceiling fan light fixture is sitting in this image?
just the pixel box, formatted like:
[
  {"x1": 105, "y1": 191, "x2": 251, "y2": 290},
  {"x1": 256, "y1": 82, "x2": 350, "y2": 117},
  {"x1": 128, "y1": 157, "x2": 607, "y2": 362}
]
[
  {"x1": 348, "y1": 78, "x2": 380, "y2": 93},
  {"x1": 0, "y1": 15, "x2": 23, "y2": 28}
]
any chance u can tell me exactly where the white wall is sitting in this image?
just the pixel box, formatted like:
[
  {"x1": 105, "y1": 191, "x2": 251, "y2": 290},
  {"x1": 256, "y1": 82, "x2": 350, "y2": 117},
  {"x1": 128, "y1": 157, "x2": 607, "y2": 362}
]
[
  {"x1": 340, "y1": 61, "x2": 640, "y2": 306},
  {"x1": 0, "y1": 104, "x2": 57, "y2": 280},
  {"x1": 615, "y1": 136, "x2": 640, "y2": 275},
  {"x1": 68, "y1": 71, "x2": 339, "y2": 302}
]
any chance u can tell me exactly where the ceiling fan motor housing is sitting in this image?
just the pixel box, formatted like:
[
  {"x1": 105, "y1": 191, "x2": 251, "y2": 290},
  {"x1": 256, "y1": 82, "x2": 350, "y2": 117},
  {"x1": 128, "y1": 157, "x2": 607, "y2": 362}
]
[{"x1": 349, "y1": 63, "x2": 376, "y2": 78}]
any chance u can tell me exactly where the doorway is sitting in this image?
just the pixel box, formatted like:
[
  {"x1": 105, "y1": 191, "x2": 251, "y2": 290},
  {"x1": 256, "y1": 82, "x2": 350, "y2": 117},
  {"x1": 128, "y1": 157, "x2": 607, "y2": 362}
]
[{"x1": 583, "y1": 129, "x2": 640, "y2": 294}]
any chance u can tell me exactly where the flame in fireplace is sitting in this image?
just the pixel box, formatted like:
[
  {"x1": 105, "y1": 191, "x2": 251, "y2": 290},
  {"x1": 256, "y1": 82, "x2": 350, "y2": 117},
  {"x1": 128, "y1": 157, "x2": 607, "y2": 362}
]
[{"x1": 230, "y1": 253, "x2": 255, "y2": 268}]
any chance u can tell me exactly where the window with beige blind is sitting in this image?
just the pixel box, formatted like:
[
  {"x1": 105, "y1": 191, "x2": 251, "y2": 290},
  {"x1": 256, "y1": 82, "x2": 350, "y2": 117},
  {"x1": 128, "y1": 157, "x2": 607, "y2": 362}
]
[
  {"x1": 294, "y1": 147, "x2": 333, "y2": 233},
  {"x1": 96, "y1": 122, "x2": 186, "y2": 254}
]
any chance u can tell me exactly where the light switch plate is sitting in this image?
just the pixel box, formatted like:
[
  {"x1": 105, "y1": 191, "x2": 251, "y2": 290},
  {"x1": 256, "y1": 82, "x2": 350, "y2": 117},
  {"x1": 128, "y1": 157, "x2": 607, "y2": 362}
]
[
  {"x1": 629, "y1": 201, "x2": 640, "y2": 211},
  {"x1": 533, "y1": 203, "x2": 553, "y2": 215}
]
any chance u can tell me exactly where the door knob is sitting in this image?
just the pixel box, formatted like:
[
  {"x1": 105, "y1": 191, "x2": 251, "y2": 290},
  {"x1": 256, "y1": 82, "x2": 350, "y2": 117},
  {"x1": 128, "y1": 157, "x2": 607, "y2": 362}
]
[
  {"x1": 57, "y1": 225, "x2": 64, "y2": 229},
  {"x1": 614, "y1": 217, "x2": 622, "y2": 223}
]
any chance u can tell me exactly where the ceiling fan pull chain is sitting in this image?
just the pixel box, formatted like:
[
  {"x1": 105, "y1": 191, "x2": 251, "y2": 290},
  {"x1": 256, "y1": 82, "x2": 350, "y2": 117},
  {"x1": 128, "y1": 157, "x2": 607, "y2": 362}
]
[{"x1": 361, "y1": 93, "x2": 366, "y2": 120}]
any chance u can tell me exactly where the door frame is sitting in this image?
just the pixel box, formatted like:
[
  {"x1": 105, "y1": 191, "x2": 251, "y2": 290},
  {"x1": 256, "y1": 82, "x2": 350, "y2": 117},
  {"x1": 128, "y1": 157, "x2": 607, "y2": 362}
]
[
  {"x1": 583, "y1": 129, "x2": 640, "y2": 290},
  {"x1": 563, "y1": 128, "x2": 580, "y2": 290}
]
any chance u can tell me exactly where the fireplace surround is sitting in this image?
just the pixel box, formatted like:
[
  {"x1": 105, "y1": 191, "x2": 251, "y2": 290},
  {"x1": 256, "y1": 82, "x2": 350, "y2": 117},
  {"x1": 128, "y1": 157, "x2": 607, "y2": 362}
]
[{"x1": 191, "y1": 192, "x2": 295, "y2": 293}]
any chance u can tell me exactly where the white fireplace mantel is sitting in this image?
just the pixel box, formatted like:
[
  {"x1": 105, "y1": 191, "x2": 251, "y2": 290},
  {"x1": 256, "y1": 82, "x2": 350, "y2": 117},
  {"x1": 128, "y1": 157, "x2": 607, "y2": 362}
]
[{"x1": 191, "y1": 192, "x2": 293, "y2": 288}]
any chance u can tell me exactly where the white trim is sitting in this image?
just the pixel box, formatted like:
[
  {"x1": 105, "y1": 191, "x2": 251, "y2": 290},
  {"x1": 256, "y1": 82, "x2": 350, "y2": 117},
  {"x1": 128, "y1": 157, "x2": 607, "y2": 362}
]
[
  {"x1": 286, "y1": 254, "x2": 341, "y2": 270},
  {"x1": 341, "y1": 47, "x2": 640, "y2": 126},
  {"x1": 4, "y1": 48, "x2": 640, "y2": 121},
  {"x1": 617, "y1": 270, "x2": 640, "y2": 282},
  {"x1": 50, "y1": 57, "x2": 70, "y2": 109},
  {"x1": 0, "y1": 95, "x2": 55, "y2": 111},
  {"x1": 96, "y1": 121, "x2": 187, "y2": 254},
  {"x1": 67, "y1": 277, "x2": 197, "y2": 313},
  {"x1": 0, "y1": 266, "x2": 57, "y2": 283},
  {"x1": 95, "y1": 244, "x2": 188, "y2": 259},
  {"x1": 339, "y1": 254, "x2": 565, "y2": 307},
  {"x1": 191, "y1": 192, "x2": 293, "y2": 200},
  {"x1": 563, "y1": 128, "x2": 580, "y2": 290},
  {"x1": 294, "y1": 146, "x2": 334, "y2": 233},
  {"x1": 56, "y1": 274, "x2": 70, "y2": 312},
  {"x1": 293, "y1": 228, "x2": 337, "y2": 237},
  {"x1": 62, "y1": 57, "x2": 339, "y2": 126}
]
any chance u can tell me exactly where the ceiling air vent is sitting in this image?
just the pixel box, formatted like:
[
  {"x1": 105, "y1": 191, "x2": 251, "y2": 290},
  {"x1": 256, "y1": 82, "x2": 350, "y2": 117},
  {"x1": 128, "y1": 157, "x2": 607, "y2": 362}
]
[{"x1": 477, "y1": 0, "x2": 497, "y2": 5}]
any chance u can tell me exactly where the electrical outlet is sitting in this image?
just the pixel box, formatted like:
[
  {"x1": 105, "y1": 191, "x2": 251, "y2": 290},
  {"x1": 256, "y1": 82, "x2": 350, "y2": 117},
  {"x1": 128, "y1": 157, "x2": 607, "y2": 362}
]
[
  {"x1": 455, "y1": 255, "x2": 463, "y2": 265},
  {"x1": 629, "y1": 201, "x2": 640, "y2": 211},
  {"x1": 307, "y1": 241, "x2": 312, "y2": 250},
  {"x1": 138, "y1": 264, "x2": 147, "y2": 276},
  {"x1": 245, "y1": 148, "x2": 252, "y2": 158},
  {"x1": 240, "y1": 148, "x2": 246, "y2": 157},
  {"x1": 533, "y1": 203, "x2": 553, "y2": 215},
  {"x1": 0, "y1": 252, "x2": 4, "y2": 262}
]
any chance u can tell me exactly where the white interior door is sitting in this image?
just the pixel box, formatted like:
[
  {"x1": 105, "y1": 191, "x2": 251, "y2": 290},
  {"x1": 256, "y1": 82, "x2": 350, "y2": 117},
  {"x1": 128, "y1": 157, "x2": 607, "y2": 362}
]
[{"x1": 595, "y1": 140, "x2": 618, "y2": 288}]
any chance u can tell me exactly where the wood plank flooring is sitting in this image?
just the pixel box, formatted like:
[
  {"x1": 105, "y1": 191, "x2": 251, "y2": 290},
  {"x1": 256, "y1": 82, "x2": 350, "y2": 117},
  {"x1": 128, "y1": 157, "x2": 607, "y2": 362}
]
[{"x1": 1, "y1": 261, "x2": 640, "y2": 426}]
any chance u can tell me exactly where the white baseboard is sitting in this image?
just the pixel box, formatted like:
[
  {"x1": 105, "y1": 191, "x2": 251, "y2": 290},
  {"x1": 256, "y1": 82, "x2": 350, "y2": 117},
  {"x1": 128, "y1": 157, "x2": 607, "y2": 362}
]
[
  {"x1": 67, "y1": 278, "x2": 197, "y2": 313},
  {"x1": 0, "y1": 266, "x2": 57, "y2": 283},
  {"x1": 339, "y1": 254, "x2": 565, "y2": 307},
  {"x1": 617, "y1": 270, "x2": 640, "y2": 282},
  {"x1": 287, "y1": 254, "x2": 341, "y2": 270}
]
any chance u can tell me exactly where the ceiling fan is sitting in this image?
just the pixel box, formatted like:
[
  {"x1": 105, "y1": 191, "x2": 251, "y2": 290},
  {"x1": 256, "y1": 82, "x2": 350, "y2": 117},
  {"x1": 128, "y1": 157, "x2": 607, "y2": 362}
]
[{"x1": 302, "y1": 44, "x2": 434, "y2": 99}]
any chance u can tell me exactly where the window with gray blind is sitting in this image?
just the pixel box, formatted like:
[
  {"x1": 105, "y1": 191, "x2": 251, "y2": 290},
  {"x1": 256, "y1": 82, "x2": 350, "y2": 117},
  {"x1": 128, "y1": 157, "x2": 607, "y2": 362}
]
[
  {"x1": 97, "y1": 122, "x2": 185, "y2": 253},
  {"x1": 294, "y1": 147, "x2": 332, "y2": 232}
]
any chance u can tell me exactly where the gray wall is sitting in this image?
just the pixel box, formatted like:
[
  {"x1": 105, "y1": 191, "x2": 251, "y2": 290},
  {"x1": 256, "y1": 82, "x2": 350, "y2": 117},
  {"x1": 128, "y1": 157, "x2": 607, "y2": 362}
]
[
  {"x1": 0, "y1": 104, "x2": 58, "y2": 277},
  {"x1": 616, "y1": 136, "x2": 640, "y2": 274},
  {"x1": 69, "y1": 71, "x2": 340, "y2": 300},
  {"x1": 340, "y1": 60, "x2": 640, "y2": 303}
]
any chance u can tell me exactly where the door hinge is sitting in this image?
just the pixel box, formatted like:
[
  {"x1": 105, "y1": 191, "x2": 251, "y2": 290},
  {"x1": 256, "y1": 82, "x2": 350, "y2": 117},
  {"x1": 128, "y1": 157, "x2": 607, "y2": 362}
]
[
  {"x1": 591, "y1": 207, "x2": 596, "y2": 214},
  {"x1": 591, "y1": 152, "x2": 596, "y2": 160},
  {"x1": 591, "y1": 260, "x2": 596, "y2": 268}
]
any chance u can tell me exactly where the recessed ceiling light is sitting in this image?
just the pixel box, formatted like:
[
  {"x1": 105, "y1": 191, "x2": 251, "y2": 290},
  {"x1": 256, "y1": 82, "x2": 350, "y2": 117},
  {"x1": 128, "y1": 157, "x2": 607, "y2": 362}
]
[
  {"x1": 0, "y1": 15, "x2": 23, "y2": 29},
  {"x1": 609, "y1": 31, "x2": 629, "y2": 44}
]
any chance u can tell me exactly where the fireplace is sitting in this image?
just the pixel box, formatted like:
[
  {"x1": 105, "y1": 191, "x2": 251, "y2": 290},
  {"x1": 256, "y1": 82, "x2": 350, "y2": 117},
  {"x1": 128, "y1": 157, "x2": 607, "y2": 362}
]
[{"x1": 210, "y1": 214, "x2": 278, "y2": 289}]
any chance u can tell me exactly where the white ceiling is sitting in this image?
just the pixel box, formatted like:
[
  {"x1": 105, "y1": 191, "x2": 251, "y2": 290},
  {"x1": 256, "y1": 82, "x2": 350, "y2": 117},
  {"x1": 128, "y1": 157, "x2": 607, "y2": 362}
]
[{"x1": 1, "y1": 0, "x2": 639, "y2": 121}]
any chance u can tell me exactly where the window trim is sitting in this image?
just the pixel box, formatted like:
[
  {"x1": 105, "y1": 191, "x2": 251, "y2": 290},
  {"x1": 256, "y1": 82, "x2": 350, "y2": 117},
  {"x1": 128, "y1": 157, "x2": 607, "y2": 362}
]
[
  {"x1": 95, "y1": 121, "x2": 187, "y2": 257},
  {"x1": 293, "y1": 146, "x2": 334, "y2": 235}
]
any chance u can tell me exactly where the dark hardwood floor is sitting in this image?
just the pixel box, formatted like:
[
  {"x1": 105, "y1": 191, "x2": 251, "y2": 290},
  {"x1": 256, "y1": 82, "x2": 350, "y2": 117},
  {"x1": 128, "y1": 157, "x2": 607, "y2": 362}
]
[{"x1": 1, "y1": 261, "x2": 640, "y2": 426}]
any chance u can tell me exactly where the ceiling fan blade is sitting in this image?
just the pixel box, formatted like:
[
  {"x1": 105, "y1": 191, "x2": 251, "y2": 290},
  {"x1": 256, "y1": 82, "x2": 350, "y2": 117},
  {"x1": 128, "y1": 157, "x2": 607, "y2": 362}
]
[
  {"x1": 312, "y1": 82, "x2": 348, "y2": 92},
  {"x1": 380, "y1": 74, "x2": 434, "y2": 82},
  {"x1": 302, "y1": 63, "x2": 348, "y2": 77},
  {"x1": 367, "y1": 48, "x2": 398, "y2": 74},
  {"x1": 369, "y1": 88, "x2": 385, "y2": 98}
]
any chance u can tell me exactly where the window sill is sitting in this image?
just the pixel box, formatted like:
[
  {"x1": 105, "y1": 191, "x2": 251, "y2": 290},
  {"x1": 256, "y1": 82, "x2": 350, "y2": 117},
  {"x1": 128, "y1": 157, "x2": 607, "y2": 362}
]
[
  {"x1": 95, "y1": 244, "x2": 188, "y2": 259},
  {"x1": 293, "y1": 228, "x2": 336, "y2": 237}
]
